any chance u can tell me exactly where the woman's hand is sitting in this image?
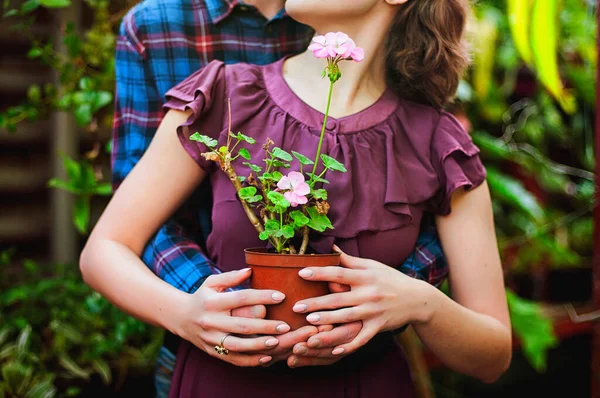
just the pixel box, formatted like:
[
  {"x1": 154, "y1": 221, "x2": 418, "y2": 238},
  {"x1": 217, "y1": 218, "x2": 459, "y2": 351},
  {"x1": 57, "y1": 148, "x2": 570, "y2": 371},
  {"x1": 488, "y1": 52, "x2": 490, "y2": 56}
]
[
  {"x1": 291, "y1": 246, "x2": 433, "y2": 357},
  {"x1": 177, "y1": 267, "x2": 295, "y2": 367}
]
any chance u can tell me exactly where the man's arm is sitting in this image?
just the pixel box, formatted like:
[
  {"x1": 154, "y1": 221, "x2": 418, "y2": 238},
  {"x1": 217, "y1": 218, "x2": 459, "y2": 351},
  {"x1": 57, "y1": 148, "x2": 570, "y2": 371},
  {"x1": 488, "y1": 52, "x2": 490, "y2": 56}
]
[{"x1": 112, "y1": 12, "x2": 216, "y2": 293}]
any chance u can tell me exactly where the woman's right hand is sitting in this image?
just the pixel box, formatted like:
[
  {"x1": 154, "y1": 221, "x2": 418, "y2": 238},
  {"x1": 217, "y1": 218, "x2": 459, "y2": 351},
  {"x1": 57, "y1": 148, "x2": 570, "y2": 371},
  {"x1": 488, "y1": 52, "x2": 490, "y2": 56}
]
[{"x1": 176, "y1": 267, "x2": 291, "y2": 367}]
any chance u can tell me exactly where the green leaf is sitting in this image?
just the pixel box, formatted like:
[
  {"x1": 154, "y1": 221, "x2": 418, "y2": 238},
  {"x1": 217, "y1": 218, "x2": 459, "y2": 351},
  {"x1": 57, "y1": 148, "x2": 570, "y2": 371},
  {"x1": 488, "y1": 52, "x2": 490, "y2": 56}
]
[
  {"x1": 320, "y1": 154, "x2": 347, "y2": 172},
  {"x1": 506, "y1": 290, "x2": 557, "y2": 372},
  {"x1": 280, "y1": 225, "x2": 295, "y2": 239},
  {"x1": 92, "y1": 359, "x2": 111, "y2": 385},
  {"x1": 243, "y1": 162, "x2": 262, "y2": 173},
  {"x1": 272, "y1": 171, "x2": 283, "y2": 182},
  {"x1": 233, "y1": 132, "x2": 256, "y2": 144},
  {"x1": 94, "y1": 183, "x2": 112, "y2": 196},
  {"x1": 93, "y1": 91, "x2": 112, "y2": 111},
  {"x1": 3, "y1": 9, "x2": 18, "y2": 18},
  {"x1": 2, "y1": 361, "x2": 32, "y2": 396},
  {"x1": 78, "y1": 77, "x2": 93, "y2": 91},
  {"x1": 272, "y1": 147, "x2": 293, "y2": 162},
  {"x1": 267, "y1": 191, "x2": 290, "y2": 209},
  {"x1": 238, "y1": 176, "x2": 246, "y2": 182},
  {"x1": 0, "y1": 328, "x2": 11, "y2": 347},
  {"x1": 289, "y1": 211, "x2": 309, "y2": 227},
  {"x1": 47, "y1": 178, "x2": 79, "y2": 194},
  {"x1": 312, "y1": 189, "x2": 327, "y2": 200},
  {"x1": 292, "y1": 151, "x2": 314, "y2": 166},
  {"x1": 73, "y1": 196, "x2": 91, "y2": 234},
  {"x1": 64, "y1": 387, "x2": 80, "y2": 397},
  {"x1": 24, "y1": 379, "x2": 56, "y2": 398},
  {"x1": 189, "y1": 133, "x2": 217, "y2": 149},
  {"x1": 507, "y1": 0, "x2": 532, "y2": 65},
  {"x1": 530, "y1": 0, "x2": 576, "y2": 113},
  {"x1": 259, "y1": 231, "x2": 271, "y2": 241},
  {"x1": 238, "y1": 187, "x2": 258, "y2": 201},
  {"x1": 16, "y1": 325, "x2": 32, "y2": 355},
  {"x1": 27, "y1": 48, "x2": 42, "y2": 59},
  {"x1": 246, "y1": 195, "x2": 262, "y2": 204},
  {"x1": 58, "y1": 355, "x2": 90, "y2": 380},
  {"x1": 27, "y1": 84, "x2": 42, "y2": 103},
  {"x1": 264, "y1": 219, "x2": 280, "y2": 231},
  {"x1": 21, "y1": 0, "x2": 40, "y2": 14},
  {"x1": 310, "y1": 175, "x2": 330, "y2": 185},
  {"x1": 238, "y1": 148, "x2": 251, "y2": 160},
  {"x1": 271, "y1": 160, "x2": 291, "y2": 169},
  {"x1": 40, "y1": 0, "x2": 71, "y2": 7},
  {"x1": 306, "y1": 207, "x2": 334, "y2": 232},
  {"x1": 486, "y1": 167, "x2": 545, "y2": 222},
  {"x1": 74, "y1": 104, "x2": 92, "y2": 126}
]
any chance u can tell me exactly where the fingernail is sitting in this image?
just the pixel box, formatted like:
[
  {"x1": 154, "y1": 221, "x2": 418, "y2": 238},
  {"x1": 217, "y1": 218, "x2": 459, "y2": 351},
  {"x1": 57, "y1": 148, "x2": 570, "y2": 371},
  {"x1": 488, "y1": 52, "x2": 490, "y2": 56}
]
[
  {"x1": 239, "y1": 268, "x2": 251, "y2": 272},
  {"x1": 295, "y1": 345, "x2": 308, "y2": 355},
  {"x1": 306, "y1": 314, "x2": 320, "y2": 323},
  {"x1": 308, "y1": 338, "x2": 321, "y2": 348},
  {"x1": 260, "y1": 356, "x2": 272, "y2": 364},
  {"x1": 272, "y1": 292, "x2": 285, "y2": 301},
  {"x1": 293, "y1": 303, "x2": 307, "y2": 313},
  {"x1": 298, "y1": 269, "x2": 313, "y2": 278},
  {"x1": 276, "y1": 324, "x2": 290, "y2": 333},
  {"x1": 265, "y1": 338, "x2": 279, "y2": 347},
  {"x1": 289, "y1": 357, "x2": 298, "y2": 367},
  {"x1": 332, "y1": 347, "x2": 345, "y2": 355}
]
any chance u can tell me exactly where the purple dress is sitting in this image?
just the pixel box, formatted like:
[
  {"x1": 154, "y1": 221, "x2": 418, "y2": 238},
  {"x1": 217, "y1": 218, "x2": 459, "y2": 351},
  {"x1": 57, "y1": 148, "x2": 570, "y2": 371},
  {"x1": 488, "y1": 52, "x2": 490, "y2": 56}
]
[{"x1": 163, "y1": 58, "x2": 487, "y2": 397}]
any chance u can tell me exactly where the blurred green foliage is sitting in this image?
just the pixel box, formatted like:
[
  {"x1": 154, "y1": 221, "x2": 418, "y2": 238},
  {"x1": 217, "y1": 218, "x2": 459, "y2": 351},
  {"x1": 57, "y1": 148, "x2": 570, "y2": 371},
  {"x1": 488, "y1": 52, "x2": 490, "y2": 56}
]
[{"x1": 0, "y1": 252, "x2": 163, "y2": 397}]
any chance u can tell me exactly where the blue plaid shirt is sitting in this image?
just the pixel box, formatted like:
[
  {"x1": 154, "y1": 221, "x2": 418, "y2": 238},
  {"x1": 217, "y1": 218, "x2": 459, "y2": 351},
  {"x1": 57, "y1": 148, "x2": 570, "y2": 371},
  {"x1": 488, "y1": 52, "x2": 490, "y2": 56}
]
[{"x1": 112, "y1": 0, "x2": 447, "y2": 396}]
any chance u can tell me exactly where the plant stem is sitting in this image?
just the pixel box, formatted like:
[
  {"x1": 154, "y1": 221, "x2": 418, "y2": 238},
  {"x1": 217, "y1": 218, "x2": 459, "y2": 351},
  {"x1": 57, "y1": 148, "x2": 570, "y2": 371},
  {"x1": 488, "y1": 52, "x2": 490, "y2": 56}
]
[
  {"x1": 298, "y1": 226, "x2": 309, "y2": 255},
  {"x1": 310, "y1": 80, "x2": 334, "y2": 182},
  {"x1": 223, "y1": 164, "x2": 265, "y2": 235}
]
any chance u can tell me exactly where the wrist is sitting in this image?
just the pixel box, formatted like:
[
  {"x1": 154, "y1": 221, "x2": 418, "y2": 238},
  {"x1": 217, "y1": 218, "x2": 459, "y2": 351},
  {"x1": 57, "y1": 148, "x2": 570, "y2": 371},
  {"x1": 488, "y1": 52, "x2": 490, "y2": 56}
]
[
  {"x1": 162, "y1": 288, "x2": 194, "y2": 338},
  {"x1": 409, "y1": 279, "x2": 440, "y2": 325}
]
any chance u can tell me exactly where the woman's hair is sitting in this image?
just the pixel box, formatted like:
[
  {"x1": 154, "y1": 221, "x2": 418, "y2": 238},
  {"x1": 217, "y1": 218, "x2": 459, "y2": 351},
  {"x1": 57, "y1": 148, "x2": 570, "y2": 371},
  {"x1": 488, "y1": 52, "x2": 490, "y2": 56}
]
[{"x1": 386, "y1": 0, "x2": 471, "y2": 109}]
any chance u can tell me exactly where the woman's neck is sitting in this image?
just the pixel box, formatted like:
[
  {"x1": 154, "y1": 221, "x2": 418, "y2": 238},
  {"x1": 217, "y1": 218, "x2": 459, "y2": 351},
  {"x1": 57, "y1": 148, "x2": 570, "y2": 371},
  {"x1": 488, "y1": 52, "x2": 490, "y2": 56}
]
[{"x1": 283, "y1": 13, "x2": 393, "y2": 119}]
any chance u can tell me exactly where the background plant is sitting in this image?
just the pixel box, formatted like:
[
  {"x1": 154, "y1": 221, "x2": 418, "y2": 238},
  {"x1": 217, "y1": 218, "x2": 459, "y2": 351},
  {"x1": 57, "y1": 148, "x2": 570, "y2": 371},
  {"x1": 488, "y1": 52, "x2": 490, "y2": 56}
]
[{"x1": 0, "y1": 0, "x2": 595, "y2": 382}]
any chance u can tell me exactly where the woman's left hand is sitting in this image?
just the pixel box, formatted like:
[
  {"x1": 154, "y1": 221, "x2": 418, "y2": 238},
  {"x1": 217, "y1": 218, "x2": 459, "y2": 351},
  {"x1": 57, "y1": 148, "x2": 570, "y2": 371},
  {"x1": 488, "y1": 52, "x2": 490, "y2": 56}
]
[{"x1": 292, "y1": 246, "x2": 433, "y2": 357}]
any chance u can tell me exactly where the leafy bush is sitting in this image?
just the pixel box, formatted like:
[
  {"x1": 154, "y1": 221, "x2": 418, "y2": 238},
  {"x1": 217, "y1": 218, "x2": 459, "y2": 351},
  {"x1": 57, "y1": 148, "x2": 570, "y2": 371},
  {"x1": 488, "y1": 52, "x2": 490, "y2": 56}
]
[{"x1": 0, "y1": 256, "x2": 163, "y2": 397}]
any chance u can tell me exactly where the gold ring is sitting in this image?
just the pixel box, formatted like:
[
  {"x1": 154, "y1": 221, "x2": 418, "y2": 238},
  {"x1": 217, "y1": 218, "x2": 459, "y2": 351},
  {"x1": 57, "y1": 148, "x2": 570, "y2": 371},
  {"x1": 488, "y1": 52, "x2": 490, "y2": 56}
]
[{"x1": 215, "y1": 334, "x2": 230, "y2": 356}]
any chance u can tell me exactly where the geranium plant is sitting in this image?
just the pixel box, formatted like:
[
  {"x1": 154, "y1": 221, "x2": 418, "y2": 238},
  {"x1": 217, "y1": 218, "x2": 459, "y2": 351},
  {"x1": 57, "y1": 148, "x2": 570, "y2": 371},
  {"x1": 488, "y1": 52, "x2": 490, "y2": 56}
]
[{"x1": 190, "y1": 32, "x2": 364, "y2": 255}]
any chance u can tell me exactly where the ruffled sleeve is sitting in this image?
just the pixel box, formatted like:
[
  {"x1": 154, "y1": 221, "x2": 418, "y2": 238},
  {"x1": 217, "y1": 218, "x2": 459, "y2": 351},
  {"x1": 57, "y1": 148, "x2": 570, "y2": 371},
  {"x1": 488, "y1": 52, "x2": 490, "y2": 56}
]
[
  {"x1": 428, "y1": 112, "x2": 487, "y2": 215},
  {"x1": 163, "y1": 60, "x2": 227, "y2": 172}
]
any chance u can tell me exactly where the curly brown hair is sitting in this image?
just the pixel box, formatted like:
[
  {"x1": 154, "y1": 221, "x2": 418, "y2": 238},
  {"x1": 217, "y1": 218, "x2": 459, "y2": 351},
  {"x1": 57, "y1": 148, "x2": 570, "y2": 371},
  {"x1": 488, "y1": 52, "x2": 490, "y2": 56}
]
[{"x1": 386, "y1": 0, "x2": 471, "y2": 109}]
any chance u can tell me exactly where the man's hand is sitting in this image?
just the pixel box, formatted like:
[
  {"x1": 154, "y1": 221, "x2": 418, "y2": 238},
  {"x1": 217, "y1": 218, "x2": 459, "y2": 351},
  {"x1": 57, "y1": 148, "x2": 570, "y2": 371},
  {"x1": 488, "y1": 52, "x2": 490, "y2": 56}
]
[{"x1": 287, "y1": 321, "x2": 362, "y2": 367}]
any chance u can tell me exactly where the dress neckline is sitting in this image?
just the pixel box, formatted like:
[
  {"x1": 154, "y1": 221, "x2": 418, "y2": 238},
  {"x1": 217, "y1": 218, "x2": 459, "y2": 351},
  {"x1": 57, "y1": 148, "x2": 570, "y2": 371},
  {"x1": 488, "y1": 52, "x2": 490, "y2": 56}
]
[{"x1": 262, "y1": 57, "x2": 400, "y2": 134}]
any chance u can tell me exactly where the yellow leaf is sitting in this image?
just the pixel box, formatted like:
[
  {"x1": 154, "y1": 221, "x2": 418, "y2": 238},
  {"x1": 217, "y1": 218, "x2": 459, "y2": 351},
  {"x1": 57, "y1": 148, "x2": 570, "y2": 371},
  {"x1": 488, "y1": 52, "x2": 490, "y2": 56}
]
[{"x1": 507, "y1": 0, "x2": 533, "y2": 65}]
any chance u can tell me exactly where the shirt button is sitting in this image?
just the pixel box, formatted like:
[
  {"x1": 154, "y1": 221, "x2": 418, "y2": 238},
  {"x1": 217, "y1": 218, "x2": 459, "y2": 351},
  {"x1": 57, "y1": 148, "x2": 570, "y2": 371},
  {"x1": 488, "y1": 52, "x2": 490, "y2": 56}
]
[{"x1": 326, "y1": 119, "x2": 337, "y2": 131}]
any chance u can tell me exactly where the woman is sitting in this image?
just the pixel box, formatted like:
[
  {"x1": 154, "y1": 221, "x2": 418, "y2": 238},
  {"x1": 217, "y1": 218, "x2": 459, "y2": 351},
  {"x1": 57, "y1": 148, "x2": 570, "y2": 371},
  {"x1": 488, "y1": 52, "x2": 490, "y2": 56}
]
[{"x1": 81, "y1": 0, "x2": 512, "y2": 396}]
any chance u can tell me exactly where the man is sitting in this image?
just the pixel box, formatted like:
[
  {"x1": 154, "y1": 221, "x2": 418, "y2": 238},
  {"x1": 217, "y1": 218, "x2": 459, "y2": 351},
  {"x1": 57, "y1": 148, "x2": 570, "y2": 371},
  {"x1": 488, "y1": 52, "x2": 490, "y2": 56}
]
[{"x1": 112, "y1": 0, "x2": 447, "y2": 396}]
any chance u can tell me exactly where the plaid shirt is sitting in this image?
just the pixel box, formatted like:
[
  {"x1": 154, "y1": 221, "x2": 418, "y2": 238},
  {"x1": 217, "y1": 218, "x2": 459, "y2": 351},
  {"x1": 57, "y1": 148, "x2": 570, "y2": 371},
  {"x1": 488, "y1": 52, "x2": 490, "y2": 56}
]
[{"x1": 113, "y1": 1, "x2": 447, "y2": 395}]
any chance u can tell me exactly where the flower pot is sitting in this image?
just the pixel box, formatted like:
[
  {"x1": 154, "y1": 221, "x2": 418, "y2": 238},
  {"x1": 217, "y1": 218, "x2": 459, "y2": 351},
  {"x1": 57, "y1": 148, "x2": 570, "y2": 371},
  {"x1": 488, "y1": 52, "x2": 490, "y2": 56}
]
[{"x1": 244, "y1": 248, "x2": 341, "y2": 330}]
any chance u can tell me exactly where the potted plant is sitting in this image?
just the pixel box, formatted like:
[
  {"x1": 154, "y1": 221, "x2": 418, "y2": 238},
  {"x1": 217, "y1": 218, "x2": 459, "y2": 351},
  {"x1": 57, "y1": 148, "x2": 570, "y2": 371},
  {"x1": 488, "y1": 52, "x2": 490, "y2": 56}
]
[{"x1": 189, "y1": 32, "x2": 364, "y2": 330}]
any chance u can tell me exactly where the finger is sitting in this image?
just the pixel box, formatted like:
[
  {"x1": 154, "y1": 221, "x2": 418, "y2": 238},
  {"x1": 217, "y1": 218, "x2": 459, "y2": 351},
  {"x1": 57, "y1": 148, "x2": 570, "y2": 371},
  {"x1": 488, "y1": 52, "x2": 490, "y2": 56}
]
[
  {"x1": 306, "y1": 321, "x2": 362, "y2": 348},
  {"x1": 288, "y1": 354, "x2": 341, "y2": 368},
  {"x1": 317, "y1": 324, "x2": 334, "y2": 333},
  {"x1": 221, "y1": 334, "x2": 280, "y2": 353},
  {"x1": 305, "y1": 306, "x2": 368, "y2": 326},
  {"x1": 293, "y1": 291, "x2": 361, "y2": 314},
  {"x1": 292, "y1": 343, "x2": 336, "y2": 358},
  {"x1": 208, "y1": 348, "x2": 272, "y2": 367},
  {"x1": 207, "y1": 315, "x2": 290, "y2": 335},
  {"x1": 331, "y1": 323, "x2": 379, "y2": 356},
  {"x1": 210, "y1": 289, "x2": 285, "y2": 311},
  {"x1": 298, "y1": 266, "x2": 362, "y2": 285},
  {"x1": 274, "y1": 325, "x2": 319, "y2": 351},
  {"x1": 328, "y1": 282, "x2": 350, "y2": 293},
  {"x1": 231, "y1": 304, "x2": 266, "y2": 319},
  {"x1": 204, "y1": 268, "x2": 252, "y2": 290},
  {"x1": 332, "y1": 245, "x2": 369, "y2": 270}
]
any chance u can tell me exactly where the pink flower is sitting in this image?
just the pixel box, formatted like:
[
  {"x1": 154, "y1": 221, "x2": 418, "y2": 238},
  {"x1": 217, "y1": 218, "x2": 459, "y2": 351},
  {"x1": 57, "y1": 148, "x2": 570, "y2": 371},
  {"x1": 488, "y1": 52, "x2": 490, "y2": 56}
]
[
  {"x1": 308, "y1": 32, "x2": 364, "y2": 62},
  {"x1": 277, "y1": 171, "x2": 310, "y2": 207}
]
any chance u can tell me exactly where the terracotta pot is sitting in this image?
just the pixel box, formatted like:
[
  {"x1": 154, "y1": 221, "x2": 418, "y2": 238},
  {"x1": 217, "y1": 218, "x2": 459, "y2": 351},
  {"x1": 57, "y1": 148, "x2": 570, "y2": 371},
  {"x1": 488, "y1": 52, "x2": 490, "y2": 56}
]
[{"x1": 244, "y1": 248, "x2": 341, "y2": 330}]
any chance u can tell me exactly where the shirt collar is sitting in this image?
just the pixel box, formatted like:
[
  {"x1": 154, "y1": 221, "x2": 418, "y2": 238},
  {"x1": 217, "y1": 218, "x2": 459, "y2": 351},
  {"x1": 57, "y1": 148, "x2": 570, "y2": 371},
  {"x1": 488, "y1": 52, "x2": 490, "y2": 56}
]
[
  {"x1": 205, "y1": 0, "x2": 239, "y2": 24},
  {"x1": 205, "y1": 0, "x2": 289, "y2": 24}
]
